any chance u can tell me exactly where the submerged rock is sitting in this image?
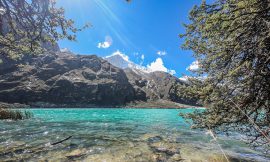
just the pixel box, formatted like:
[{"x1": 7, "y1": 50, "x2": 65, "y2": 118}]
[
  {"x1": 150, "y1": 142, "x2": 180, "y2": 156},
  {"x1": 142, "y1": 134, "x2": 182, "y2": 161},
  {"x1": 66, "y1": 149, "x2": 86, "y2": 160},
  {"x1": 168, "y1": 154, "x2": 183, "y2": 162},
  {"x1": 147, "y1": 136, "x2": 163, "y2": 143}
]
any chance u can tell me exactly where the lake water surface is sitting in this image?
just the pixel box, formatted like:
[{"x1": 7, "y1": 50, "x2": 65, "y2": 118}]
[{"x1": 0, "y1": 108, "x2": 269, "y2": 162}]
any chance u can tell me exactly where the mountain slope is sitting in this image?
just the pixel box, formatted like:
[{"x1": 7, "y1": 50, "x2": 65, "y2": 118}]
[
  {"x1": 0, "y1": 52, "x2": 138, "y2": 107},
  {"x1": 105, "y1": 53, "x2": 198, "y2": 105},
  {"x1": 0, "y1": 52, "x2": 198, "y2": 108},
  {"x1": 104, "y1": 52, "x2": 150, "y2": 73}
]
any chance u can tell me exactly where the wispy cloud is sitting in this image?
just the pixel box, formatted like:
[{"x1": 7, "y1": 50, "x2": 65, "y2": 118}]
[
  {"x1": 97, "y1": 36, "x2": 113, "y2": 49},
  {"x1": 141, "y1": 54, "x2": 145, "y2": 61},
  {"x1": 186, "y1": 60, "x2": 199, "y2": 71},
  {"x1": 93, "y1": 0, "x2": 136, "y2": 49},
  {"x1": 157, "y1": 50, "x2": 167, "y2": 56},
  {"x1": 60, "y1": 48, "x2": 71, "y2": 52},
  {"x1": 140, "y1": 54, "x2": 145, "y2": 65}
]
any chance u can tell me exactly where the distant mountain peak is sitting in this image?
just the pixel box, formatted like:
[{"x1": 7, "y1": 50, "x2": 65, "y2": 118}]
[
  {"x1": 104, "y1": 51, "x2": 150, "y2": 73},
  {"x1": 105, "y1": 50, "x2": 130, "y2": 62},
  {"x1": 104, "y1": 51, "x2": 177, "y2": 76}
]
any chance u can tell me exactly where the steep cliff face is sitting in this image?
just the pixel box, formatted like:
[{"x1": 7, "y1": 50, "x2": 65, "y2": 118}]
[
  {"x1": 104, "y1": 53, "x2": 197, "y2": 105},
  {"x1": 0, "y1": 52, "x2": 137, "y2": 107},
  {"x1": 123, "y1": 69, "x2": 197, "y2": 105},
  {"x1": 0, "y1": 51, "x2": 198, "y2": 107}
]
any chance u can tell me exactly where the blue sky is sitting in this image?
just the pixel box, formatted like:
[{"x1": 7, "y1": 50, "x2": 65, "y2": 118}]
[{"x1": 57, "y1": 0, "x2": 203, "y2": 77}]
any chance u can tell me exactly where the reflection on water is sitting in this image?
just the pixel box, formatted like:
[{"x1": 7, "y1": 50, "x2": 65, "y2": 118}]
[{"x1": 0, "y1": 108, "x2": 269, "y2": 161}]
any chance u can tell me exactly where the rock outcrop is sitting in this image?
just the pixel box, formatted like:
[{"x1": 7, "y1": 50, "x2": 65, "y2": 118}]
[
  {"x1": 124, "y1": 68, "x2": 198, "y2": 106},
  {"x1": 0, "y1": 51, "x2": 198, "y2": 108},
  {"x1": 0, "y1": 52, "x2": 136, "y2": 107}
]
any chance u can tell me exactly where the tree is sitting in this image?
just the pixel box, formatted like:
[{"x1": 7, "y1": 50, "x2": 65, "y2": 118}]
[
  {"x1": 180, "y1": 0, "x2": 270, "y2": 153},
  {"x1": 0, "y1": 0, "x2": 89, "y2": 60}
]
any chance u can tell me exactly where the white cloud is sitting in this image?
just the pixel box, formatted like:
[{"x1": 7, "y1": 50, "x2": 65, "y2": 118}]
[
  {"x1": 97, "y1": 36, "x2": 112, "y2": 49},
  {"x1": 186, "y1": 60, "x2": 199, "y2": 71},
  {"x1": 147, "y1": 58, "x2": 176, "y2": 75},
  {"x1": 196, "y1": 75, "x2": 207, "y2": 81},
  {"x1": 147, "y1": 58, "x2": 167, "y2": 72},
  {"x1": 140, "y1": 54, "x2": 145, "y2": 65},
  {"x1": 105, "y1": 52, "x2": 176, "y2": 76},
  {"x1": 97, "y1": 42, "x2": 111, "y2": 48},
  {"x1": 179, "y1": 76, "x2": 189, "y2": 82},
  {"x1": 157, "y1": 50, "x2": 167, "y2": 56},
  {"x1": 168, "y1": 70, "x2": 176, "y2": 75},
  {"x1": 179, "y1": 75, "x2": 207, "y2": 83},
  {"x1": 60, "y1": 48, "x2": 71, "y2": 52},
  {"x1": 141, "y1": 54, "x2": 145, "y2": 60}
]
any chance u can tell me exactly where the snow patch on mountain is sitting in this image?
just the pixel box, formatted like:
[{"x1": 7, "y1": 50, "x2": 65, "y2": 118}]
[{"x1": 104, "y1": 50, "x2": 176, "y2": 75}]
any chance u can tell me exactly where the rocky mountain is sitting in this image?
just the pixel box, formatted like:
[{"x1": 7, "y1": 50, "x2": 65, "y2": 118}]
[
  {"x1": 104, "y1": 52, "x2": 149, "y2": 73},
  {"x1": 104, "y1": 53, "x2": 133, "y2": 69},
  {"x1": 0, "y1": 51, "x2": 198, "y2": 108},
  {"x1": 105, "y1": 53, "x2": 197, "y2": 105}
]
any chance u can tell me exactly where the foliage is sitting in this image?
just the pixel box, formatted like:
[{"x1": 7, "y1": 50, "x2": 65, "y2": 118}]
[
  {"x1": 0, "y1": 0, "x2": 89, "y2": 60},
  {"x1": 180, "y1": 0, "x2": 270, "y2": 153},
  {"x1": 0, "y1": 108, "x2": 33, "y2": 120}
]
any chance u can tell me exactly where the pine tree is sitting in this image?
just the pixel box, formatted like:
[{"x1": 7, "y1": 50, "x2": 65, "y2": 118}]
[
  {"x1": 180, "y1": 0, "x2": 270, "y2": 153},
  {"x1": 0, "y1": 0, "x2": 89, "y2": 60}
]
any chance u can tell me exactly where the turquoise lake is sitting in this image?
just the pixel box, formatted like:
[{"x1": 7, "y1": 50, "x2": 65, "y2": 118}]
[{"x1": 0, "y1": 108, "x2": 269, "y2": 162}]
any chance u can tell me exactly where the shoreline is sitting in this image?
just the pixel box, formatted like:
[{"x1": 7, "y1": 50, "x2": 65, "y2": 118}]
[
  {"x1": 0, "y1": 100, "x2": 202, "y2": 109},
  {"x1": 14, "y1": 107, "x2": 204, "y2": 110}
]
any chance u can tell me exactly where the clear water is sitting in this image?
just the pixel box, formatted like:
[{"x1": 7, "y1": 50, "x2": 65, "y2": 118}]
[{"x1": 0, "y1": 108, "x2": 269, "y2": 162}]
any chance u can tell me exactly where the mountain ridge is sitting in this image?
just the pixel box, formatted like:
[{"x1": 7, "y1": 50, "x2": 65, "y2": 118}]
[{"x1": 0, "y1": 51, "x2": 198, "y2": 108}]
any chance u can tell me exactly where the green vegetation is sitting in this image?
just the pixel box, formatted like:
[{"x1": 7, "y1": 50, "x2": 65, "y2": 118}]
[
  {"x1": 0, "y1": 108, "x2": 33, "y2": 120},
  {"x1": 180, "y1": 0, "x2": 270, "y2": 153},
  {"x1": 0, "y1": 0, "x2": 89, "y2": 60},
  {"x1": 0, "y1": 0, "x2": 131, "y2": 61}
]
